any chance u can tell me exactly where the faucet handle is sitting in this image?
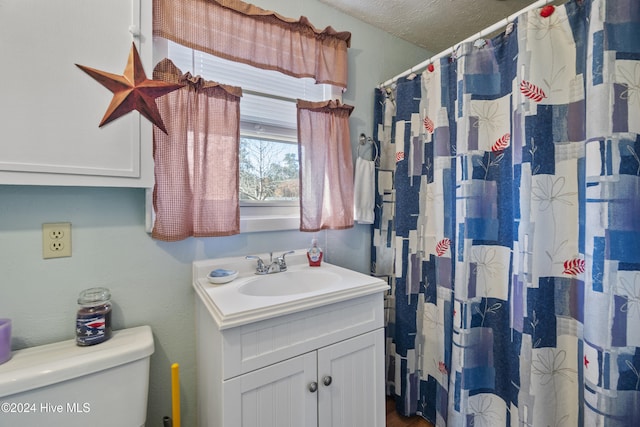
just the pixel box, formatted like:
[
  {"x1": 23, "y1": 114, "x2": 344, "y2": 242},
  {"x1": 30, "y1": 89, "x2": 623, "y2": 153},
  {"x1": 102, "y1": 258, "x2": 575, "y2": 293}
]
[
  {"x1": 277, "y1": 250, "x2": 295, "y2": 271},
  {"x1": 279, "y1": 250, "x2": 295, "y2": 258},
  {"x1": 246, "y1": 255, "x2": 268, "y2": 274}
]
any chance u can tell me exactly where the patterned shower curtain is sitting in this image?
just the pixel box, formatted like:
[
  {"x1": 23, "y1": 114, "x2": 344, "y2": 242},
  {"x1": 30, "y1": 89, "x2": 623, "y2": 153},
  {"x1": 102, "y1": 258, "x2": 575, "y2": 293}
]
[{"x1": 373, "y1": 0, "x2": 640, "y2": 425}]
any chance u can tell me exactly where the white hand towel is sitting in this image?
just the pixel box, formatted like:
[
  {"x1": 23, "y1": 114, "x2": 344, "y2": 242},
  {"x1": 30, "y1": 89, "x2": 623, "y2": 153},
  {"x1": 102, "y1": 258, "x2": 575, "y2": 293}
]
[{"x1": 354, "y1": 156, "x2": 375, "y2": 224}]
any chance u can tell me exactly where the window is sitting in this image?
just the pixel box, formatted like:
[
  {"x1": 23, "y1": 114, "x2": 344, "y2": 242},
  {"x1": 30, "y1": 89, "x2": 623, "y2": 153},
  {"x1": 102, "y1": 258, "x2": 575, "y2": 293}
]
[
  {"x1": 160, "y1": 39, "x2": 341, "y2": 231},
  {"x1": 240, "y1": 137, "x2": 299, "y2": 202}
]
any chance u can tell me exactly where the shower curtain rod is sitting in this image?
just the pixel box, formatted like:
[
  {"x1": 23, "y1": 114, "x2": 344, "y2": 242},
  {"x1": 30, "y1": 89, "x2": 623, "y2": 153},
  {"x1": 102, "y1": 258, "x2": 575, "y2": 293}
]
[{"x1": 379, "y1": 0, "x2": 556, "y2": 88}]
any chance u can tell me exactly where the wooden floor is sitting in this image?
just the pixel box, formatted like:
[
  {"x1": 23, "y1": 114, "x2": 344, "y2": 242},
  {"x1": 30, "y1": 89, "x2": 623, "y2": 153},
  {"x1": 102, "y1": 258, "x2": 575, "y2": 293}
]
[{"x1": 386, "y1": 397, "x2": 434, "y2": 427}]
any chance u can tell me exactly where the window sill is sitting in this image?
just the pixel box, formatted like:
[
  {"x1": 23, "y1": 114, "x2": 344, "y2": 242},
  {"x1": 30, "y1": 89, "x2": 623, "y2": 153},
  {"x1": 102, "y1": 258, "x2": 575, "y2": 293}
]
[{"x1": 240, "y1": 215, "x2": 299, "y2": 233}]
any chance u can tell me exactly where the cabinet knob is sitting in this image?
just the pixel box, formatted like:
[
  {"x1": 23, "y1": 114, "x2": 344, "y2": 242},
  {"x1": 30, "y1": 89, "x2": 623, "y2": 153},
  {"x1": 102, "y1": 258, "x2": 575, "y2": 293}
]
[
  {"x1": 308, "y1": 381, "x2": 318, "y2": 393},
  {"x1": 322, "y1": 375, "x2": 332, "y2": 386}
]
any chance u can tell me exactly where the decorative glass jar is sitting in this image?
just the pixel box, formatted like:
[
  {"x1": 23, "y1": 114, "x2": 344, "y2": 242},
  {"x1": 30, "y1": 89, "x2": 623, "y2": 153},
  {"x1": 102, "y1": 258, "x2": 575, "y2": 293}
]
[{"x1": 76, "y1": 287, "x2": 112, "y2": 346}]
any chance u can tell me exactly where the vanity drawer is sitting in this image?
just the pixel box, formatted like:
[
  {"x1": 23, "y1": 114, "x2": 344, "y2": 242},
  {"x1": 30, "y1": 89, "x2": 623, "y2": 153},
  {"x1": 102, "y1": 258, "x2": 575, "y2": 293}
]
[{"x1": 220, "y1": 292, "x2": 384, "y2": 379}]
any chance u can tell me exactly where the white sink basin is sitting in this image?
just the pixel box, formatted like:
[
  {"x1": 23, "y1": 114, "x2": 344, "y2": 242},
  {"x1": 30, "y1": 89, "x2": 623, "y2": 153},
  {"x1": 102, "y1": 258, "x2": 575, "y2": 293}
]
[
  {"x1": 238, "y1": 269, "x2": 339, "y2": 297},
  {"x1": 193, "y1": 252, "x2": 390, "y2": 329}
]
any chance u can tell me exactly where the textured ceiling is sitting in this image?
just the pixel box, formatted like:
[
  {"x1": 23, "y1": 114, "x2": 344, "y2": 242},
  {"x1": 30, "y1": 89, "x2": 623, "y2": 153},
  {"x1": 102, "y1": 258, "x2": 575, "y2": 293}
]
[{"x1": 319, "y1": 0, "x2": 546, "y2": 53}]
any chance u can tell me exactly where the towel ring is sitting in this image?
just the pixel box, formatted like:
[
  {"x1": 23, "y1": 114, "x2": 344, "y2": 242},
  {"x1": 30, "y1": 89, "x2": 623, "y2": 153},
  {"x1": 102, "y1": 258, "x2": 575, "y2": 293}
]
[{"x1": 358, "y1": 133, "x2": 379, "y2": 163}]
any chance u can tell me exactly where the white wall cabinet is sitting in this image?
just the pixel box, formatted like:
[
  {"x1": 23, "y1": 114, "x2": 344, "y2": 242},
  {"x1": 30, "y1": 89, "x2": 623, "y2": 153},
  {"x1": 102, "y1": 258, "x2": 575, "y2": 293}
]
[
  {"x1": 0, "y1": 0, "x2": 154, "y2": 187},
  {"x1": 195, "y1": 293, "x2": 386, "y2": 427}
]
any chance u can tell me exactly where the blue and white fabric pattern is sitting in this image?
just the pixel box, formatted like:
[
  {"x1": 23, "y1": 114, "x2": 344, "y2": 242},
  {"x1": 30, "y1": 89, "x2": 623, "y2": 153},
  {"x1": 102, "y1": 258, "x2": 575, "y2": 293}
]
[{"x1": 372, "y1": 0, "x2": 640, "y2": 425}]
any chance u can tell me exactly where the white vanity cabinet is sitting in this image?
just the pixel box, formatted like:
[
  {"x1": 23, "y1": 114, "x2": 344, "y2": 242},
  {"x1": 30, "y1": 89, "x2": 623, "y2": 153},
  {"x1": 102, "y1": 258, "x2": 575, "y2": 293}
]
[
  {"x1": 223, "y1": 329, "x2": 384, "y2": 427},
  {"x1": 224, "y1": 350, "x2": 318, "y2": 426},
  {"x1": 193, "y1": 257, "x2": 389, "y2": 427},
  {"x1": 316, "y1": 329, "x2": 384, "y2": 427},
  {"x1": 0, "y1": 0, "x2": 154, "y2": 187}
]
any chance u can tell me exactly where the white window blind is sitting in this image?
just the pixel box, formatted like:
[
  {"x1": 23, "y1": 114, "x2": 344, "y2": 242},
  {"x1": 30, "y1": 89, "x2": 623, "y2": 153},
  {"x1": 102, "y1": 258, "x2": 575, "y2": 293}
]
[{"x1": 166, "y1": 40, "x2": 333, "y2": 138}]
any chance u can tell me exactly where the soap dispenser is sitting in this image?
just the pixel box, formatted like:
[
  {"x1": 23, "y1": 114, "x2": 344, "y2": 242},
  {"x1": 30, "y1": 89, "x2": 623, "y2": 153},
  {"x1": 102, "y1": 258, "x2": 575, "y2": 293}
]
[{"x1": 307, "y1": 238, "x2": 323, "y2": 267}]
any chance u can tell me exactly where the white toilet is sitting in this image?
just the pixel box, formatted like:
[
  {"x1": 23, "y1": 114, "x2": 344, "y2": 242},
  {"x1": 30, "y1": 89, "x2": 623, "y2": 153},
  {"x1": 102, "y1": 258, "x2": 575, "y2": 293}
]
[{"x1": 0, "y1": 325, "x2": 154, "y2": 427}]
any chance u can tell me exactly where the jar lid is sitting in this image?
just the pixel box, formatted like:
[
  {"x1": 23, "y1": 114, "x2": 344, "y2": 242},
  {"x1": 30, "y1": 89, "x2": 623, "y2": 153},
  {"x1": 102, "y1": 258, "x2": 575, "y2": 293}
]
[{"x1": 77, "y1": 287, "x2": 111, "y2": 305}]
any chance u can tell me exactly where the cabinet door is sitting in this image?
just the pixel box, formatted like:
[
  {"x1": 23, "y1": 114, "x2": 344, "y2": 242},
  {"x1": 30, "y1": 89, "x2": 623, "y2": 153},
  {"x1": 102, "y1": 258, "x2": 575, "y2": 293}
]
[
  {"x1": 0, "y1": 0, "x2": 153, "y2": 187},
  {"x1": 317, "y1": 329, "x2": 385, "y2": 427},
  {"x1": 223, "y1": 351, "x2": 318, "y2": 427}
]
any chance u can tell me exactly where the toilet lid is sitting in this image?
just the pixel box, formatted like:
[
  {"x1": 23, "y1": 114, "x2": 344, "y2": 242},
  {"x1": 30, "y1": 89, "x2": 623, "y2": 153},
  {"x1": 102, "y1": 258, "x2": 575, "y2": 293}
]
[{"x1": 0, "y1": 325, "x2": 154, "y2": 398}]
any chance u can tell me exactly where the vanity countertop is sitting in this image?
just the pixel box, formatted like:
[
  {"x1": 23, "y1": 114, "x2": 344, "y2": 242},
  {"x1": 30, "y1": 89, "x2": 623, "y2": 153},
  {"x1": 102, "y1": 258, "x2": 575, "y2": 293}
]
[{"x1": 192, "y1": 251, "x2": 389, "y2": 330}]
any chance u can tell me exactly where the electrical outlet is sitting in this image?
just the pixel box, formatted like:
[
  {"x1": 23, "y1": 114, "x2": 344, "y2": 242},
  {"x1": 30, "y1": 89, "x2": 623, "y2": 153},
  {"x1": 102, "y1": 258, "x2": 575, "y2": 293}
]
[{"x1": 42, "y1": 222, "x2": 72, "y2": 259}]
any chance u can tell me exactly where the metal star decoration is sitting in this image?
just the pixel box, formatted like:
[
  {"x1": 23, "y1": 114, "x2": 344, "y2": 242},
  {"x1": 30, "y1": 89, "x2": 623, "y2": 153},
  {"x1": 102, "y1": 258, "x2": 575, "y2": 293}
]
[{"x1": 76, "y1": 42, "x2": 183, "y2": 134}]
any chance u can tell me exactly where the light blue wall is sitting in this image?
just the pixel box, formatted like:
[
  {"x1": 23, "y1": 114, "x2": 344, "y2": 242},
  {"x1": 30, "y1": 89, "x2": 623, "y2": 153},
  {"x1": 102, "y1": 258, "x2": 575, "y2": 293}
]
[{"x1": 0, "y1": 1, "x2": 429, "y2": 425}]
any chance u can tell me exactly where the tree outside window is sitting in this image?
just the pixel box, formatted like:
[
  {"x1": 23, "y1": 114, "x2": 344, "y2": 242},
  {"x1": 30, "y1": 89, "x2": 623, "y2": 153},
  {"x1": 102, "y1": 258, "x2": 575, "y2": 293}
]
[{"x1": 239, "y1": 137, "x2": 299, "y2": 201}]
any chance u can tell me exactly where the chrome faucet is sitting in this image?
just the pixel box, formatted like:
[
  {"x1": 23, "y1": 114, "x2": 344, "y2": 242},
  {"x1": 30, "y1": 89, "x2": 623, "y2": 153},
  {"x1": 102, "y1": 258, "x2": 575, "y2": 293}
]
[{"x1": 246, "y1": 251, "x2": 295, "y2": 275}]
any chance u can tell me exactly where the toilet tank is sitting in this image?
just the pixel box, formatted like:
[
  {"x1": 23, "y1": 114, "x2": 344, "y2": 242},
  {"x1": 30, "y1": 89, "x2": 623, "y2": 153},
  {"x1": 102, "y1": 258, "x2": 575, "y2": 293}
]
[{"x1": 0, "y1": 325, "x2": 154, "y2": 427}]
